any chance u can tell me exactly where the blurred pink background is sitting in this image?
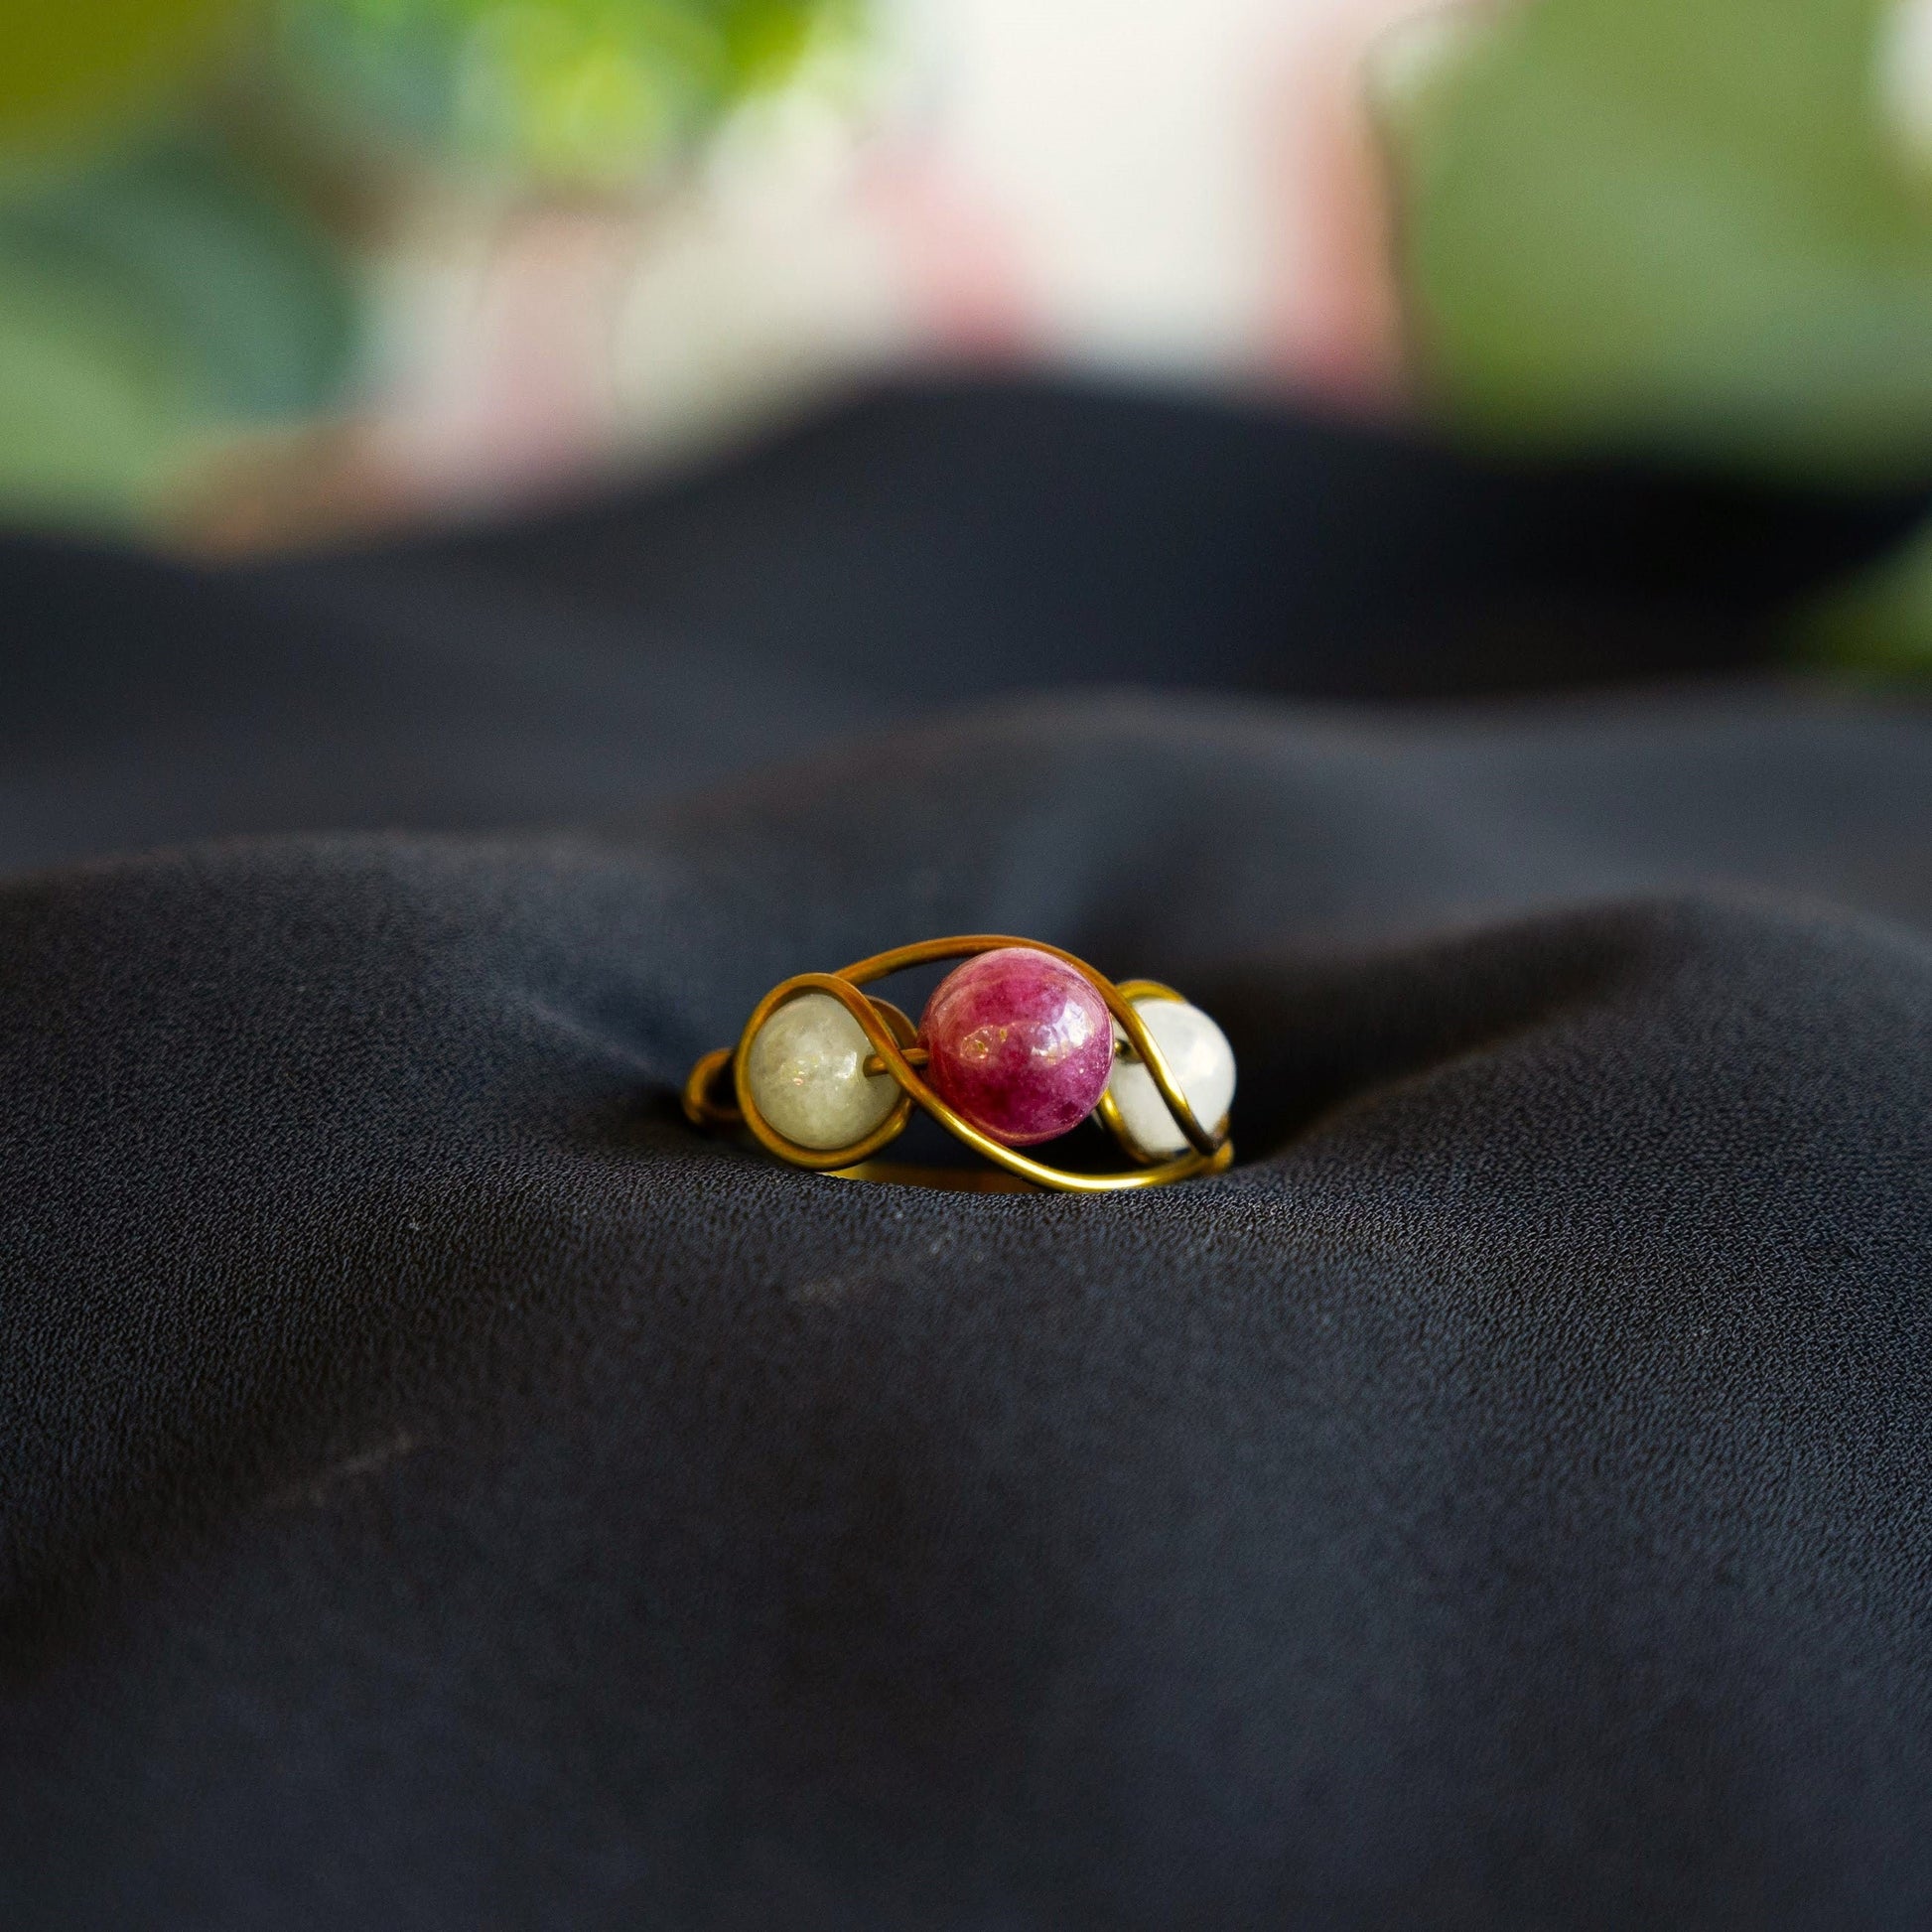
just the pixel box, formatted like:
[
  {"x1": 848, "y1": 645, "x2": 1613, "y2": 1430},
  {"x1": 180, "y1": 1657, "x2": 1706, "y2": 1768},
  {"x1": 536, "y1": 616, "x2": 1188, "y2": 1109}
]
[{"x1": 196, "y1": 0, "x2": 1430, "y2": 545}]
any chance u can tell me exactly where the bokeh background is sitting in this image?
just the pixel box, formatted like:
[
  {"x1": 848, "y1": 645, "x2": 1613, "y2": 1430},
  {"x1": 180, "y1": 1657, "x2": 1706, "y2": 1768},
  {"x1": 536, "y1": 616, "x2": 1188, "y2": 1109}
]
[{"x1": 5, "y1": 0, "x2": 1932, "y2": 668}]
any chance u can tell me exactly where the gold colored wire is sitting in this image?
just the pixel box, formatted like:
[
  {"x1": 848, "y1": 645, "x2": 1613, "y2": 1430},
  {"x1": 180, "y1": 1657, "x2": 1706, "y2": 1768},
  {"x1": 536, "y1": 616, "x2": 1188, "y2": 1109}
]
[
  {"x1": 682, "y1": 935, "x2": 1232, "y2": 1194},
  {"x1": 1091, "y1": 978, "x2": 1188, "y2": 1164}
]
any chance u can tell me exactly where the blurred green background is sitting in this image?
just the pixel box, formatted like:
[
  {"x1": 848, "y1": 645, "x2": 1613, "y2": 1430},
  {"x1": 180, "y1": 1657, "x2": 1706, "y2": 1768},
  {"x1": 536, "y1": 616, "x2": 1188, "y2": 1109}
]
[
  {"x1": 0, "y1": 0, "x2": 851, "y2": 523},
  {"x1": 1376, "y1": 0, "x2": 1932, "y2": 673},
  {"x1": 2, "y1": 0, "x2": 1930, "y2": 670}
]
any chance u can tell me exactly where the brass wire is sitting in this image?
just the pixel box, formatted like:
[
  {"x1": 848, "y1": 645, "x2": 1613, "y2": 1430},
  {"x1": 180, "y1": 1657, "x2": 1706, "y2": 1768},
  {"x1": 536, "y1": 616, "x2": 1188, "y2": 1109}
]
[{"x1": 682, "y1": 935, "x2": 1233, "y2": 1193}]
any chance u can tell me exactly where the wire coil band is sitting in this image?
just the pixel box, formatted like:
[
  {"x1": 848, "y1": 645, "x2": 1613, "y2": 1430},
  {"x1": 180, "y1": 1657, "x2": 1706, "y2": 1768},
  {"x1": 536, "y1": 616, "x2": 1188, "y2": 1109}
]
[{"x1": 683, "y1": 934, "x2": 1233, "y2": 1193}]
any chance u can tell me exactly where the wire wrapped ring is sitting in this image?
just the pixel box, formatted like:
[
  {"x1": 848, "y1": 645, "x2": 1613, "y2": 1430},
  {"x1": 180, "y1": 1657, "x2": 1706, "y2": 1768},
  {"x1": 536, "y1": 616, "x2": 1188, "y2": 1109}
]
[{"x1": 683, "y1": 934, "x2": 1235, "y2": 1193}]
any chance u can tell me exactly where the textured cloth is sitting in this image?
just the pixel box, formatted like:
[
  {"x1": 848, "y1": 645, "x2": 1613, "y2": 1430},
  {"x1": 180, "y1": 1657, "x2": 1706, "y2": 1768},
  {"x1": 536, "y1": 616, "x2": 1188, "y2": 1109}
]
[
  {"x1": 2, "y1": 378, "x2": 1930, "y2": 1928},
  {"x1": 0, "y1": 374, "x2": 1916, "y2": 874}
]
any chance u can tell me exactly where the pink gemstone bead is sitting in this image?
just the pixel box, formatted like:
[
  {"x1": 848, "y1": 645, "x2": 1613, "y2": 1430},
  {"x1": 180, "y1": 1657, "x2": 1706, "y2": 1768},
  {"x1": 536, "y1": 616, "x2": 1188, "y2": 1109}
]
[{"x1": 919, "y1": 947, "x2": 1114, "y2": 1147}]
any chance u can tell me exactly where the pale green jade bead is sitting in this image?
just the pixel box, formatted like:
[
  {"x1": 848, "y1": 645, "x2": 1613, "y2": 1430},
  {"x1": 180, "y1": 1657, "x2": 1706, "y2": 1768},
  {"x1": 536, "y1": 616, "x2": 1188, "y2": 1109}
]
[
  {"x1": 744, "y1": 991, "x2": 899, "y2": 1151},
  {"x1": 1106, "y1": 997, "x2": 1236, "y2": 1159}
]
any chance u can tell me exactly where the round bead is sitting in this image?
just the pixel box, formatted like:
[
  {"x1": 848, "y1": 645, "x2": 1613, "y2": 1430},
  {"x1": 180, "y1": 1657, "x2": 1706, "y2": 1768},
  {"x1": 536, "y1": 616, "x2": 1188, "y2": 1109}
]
[
  {"x1": 919, "y1": 947, "x2": 1114, "y2": 1147},
  {"x1": 745, "y1": 992, "x2": 899, "y2": 1152},
  {"x1": 1106, "y1": 997, "x2": 1236, "y2": 1159}
]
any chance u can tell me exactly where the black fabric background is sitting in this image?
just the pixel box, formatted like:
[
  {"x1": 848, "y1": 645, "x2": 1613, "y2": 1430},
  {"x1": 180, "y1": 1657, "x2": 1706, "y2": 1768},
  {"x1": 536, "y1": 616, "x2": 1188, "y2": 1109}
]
[{"x1": 2, "y1": 375, "x2": 1930, "y2": 1927}]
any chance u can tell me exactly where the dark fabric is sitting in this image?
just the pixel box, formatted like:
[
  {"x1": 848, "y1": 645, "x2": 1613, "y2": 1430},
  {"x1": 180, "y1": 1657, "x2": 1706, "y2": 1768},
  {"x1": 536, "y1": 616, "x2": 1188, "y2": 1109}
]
[
  {"x1": 0, "y1": 372, "x2": 1919, "y2": 876},
  {"x1": 3, "y1": 377, "x2": 1931, "y2": 1928}
]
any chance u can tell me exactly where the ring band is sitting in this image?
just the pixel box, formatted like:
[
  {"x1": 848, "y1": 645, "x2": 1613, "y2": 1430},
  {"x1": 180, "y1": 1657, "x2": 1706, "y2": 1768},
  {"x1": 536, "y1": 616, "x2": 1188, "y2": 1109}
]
[{"x1": 683, "y1": 934, "x2": 1235, "y2": 1193}]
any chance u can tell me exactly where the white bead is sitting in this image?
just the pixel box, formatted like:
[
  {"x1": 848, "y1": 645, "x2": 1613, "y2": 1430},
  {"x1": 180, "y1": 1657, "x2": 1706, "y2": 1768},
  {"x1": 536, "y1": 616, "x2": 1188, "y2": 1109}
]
[
  {"x1": 1106, "y1": 997, "x2": 1236, "y2": 1158},
  {"x1": 745, "y1": 992, "x2": 899, "y2": 1152}
]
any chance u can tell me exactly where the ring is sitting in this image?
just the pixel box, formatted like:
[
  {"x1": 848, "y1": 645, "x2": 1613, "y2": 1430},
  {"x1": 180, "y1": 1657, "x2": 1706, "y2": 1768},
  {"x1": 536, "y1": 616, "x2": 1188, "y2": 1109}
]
[{"x1": 683, "y1": 935, "x2": 1236, "y2": 1193}]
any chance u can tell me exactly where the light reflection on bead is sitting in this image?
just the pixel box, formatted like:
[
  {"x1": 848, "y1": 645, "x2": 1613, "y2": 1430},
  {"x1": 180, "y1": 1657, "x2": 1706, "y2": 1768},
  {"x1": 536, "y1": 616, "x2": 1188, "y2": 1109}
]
[
  {"x1": 1107, "y1": 998, "x2": 1236, "y2": 1158},
  {"x1": 920, "y1": 947, "x2": 1115, "y2": 1147},
  {"x1": 745, "y1": 992, "x2": 898, "y2": 1151}
]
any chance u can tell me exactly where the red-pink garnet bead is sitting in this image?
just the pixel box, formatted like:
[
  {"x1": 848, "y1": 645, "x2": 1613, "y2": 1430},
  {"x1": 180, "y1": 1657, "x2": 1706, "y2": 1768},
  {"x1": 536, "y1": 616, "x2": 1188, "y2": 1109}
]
[{"x1": 918, "y1": 947, "x2": 1115, "y2": 1147}]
